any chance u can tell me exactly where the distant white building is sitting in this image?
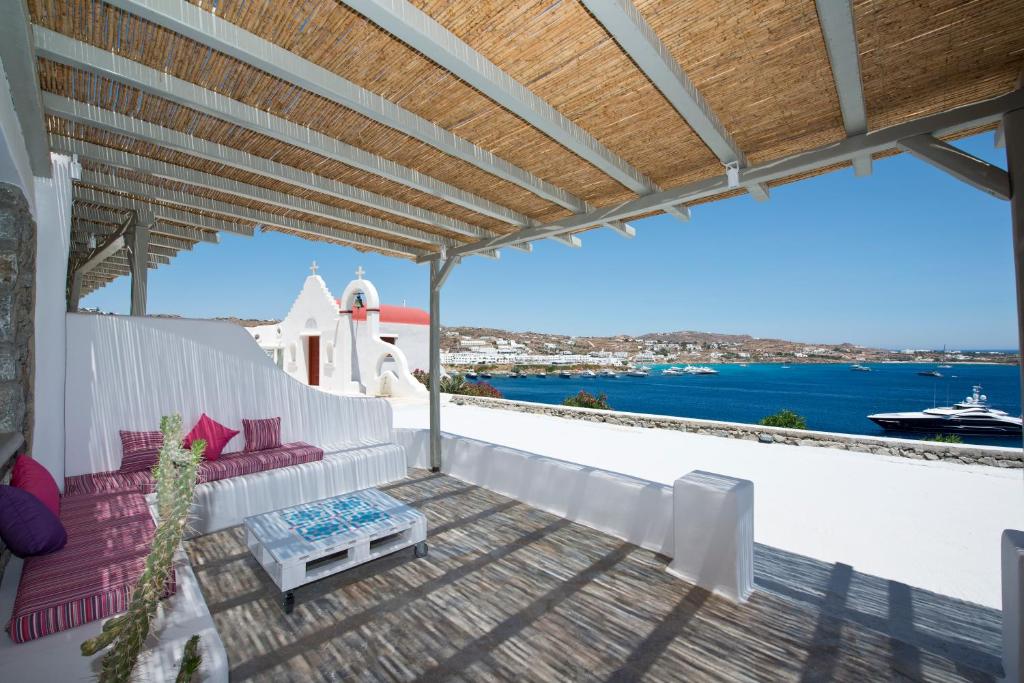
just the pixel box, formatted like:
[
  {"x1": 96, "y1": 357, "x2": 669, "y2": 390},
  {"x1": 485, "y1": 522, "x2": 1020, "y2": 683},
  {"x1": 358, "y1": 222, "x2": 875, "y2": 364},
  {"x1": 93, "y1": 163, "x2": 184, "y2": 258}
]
[{"x1": 247, "y1": 265, "x2": 427, "y2": 398}]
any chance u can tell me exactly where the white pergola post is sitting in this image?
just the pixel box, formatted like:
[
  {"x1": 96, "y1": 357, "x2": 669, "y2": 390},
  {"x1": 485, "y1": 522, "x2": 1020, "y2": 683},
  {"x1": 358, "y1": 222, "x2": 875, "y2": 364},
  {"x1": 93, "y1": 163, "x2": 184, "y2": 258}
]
[
  {"x1": 67, "y1": 270, "x2": 82, "y2": 313},
  {"x1": 1001, "y1": 98, "x2": 1024, "y2": 683},
  {"x1": 428, "y1": 254, "x2": 458, "y2": 471},
  {"x1": 128, "y1": 218, "x2": 148, "y2": 316}
]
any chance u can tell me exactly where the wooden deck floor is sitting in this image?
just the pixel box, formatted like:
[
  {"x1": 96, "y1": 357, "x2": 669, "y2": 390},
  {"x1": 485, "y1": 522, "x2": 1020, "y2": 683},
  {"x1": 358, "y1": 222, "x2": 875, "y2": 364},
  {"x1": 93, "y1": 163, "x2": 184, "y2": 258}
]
[{"x1": 185, "y1": 471, "x2": 1003, "y2": 682}]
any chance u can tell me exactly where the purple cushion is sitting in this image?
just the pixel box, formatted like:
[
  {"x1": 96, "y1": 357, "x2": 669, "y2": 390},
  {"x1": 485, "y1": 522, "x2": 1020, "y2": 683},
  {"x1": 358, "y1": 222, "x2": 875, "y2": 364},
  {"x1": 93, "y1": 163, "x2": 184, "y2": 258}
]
[{"x1": 0, "y1": 485, "x2": 67, "y2": 557}]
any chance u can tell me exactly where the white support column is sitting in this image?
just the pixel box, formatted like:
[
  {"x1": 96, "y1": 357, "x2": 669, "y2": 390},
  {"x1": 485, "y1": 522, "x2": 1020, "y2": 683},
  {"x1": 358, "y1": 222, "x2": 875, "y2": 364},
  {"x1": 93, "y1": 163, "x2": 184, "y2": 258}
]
[
  {"x1": 669, "y1": 470, "x2": 754, "y2": 602},
  {"x1": 428, "y1": 255, "x2": 458, "y2": 471},
  {"x1": 1002, "y1": 100, "x2": 1024, "y2": 683},
  {"x1": 68, "y1": 270, "x2": 82, "y2": 313},
  {"x1": 128, "y1": 219, "x2": 148, "y2": 316}
]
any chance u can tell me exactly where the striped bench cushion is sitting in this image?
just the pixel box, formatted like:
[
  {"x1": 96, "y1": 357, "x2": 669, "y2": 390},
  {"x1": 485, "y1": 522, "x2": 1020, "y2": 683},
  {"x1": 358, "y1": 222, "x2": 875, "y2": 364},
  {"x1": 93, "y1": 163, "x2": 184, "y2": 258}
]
[
  {"x1": 6, "y1": 491, "x2": 175, "y2": 643},
  {"x1": 64, "y1": 470, "x2": 156, "y2": 497},
  {"x1": 196, "y1": 442, "x2": 324, "y2": 485},
  {"x1": 64, "y1": 443, "x2": 324, "y2": 498}
]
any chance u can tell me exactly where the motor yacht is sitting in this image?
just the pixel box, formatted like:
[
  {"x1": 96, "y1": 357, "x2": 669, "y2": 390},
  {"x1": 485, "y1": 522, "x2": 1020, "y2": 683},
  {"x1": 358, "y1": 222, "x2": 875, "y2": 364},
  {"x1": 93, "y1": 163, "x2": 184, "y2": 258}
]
[{"x1": 868, "y1": 385, "x2": 1021, "y2": 435}]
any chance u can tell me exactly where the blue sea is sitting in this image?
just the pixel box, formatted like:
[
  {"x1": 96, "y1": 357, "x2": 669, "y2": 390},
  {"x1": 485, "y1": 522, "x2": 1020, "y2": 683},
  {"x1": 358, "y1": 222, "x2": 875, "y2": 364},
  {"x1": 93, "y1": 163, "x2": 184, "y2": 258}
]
[{"x1": 480, "y1": 363, "x2": 1021, "y2": 447}]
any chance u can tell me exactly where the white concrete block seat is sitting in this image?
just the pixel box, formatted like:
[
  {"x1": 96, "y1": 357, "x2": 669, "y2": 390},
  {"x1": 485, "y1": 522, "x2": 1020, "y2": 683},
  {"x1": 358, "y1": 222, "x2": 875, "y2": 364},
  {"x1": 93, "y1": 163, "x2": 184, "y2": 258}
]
[{"x1": 0, "y1": 315, "x2": 410, "y2": 680}]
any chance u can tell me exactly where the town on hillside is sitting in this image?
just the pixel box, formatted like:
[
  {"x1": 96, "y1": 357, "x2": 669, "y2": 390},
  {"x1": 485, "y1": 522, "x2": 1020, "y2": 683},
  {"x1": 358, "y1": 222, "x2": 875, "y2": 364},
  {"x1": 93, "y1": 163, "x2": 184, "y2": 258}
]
[{"x1": 441, "y1": 326, "x2": 1018, "y2": 368}]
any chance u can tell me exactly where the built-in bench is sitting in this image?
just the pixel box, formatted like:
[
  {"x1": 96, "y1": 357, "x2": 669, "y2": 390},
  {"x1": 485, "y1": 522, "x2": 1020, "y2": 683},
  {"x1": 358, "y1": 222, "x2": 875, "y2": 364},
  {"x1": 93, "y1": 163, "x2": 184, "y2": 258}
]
[
  {"x1": 7, "y1": 490, "x2": 173, "y2": 643},
  {"x1": 63, "y1": 442, "x2": 325, "y2": 497}
]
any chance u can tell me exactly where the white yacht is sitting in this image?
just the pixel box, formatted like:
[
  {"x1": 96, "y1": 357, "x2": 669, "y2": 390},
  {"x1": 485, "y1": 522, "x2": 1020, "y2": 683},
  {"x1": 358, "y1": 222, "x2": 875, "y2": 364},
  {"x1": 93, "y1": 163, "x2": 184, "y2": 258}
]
[
  {"x1": 850, "y1": 364, "x2": 872, "y2": 372},
  {"x1": 661, "y1": 366, "x2": 685, "y2": 376},
  {"x1": 682, "y1": 365, "x2": 719, "y2": 375},
  {"x1": 600, "y1": 369, "x2": 618, "y2": 378},
  {"x1": 579, "y1": 369, "x2": 597, "y2": 378},
  {"x1": 868, "y1": 385, "x2": 1022, "y2": 435},
  {"x1": 625, "y1": 367, "x2": 649, "y2": 377}
]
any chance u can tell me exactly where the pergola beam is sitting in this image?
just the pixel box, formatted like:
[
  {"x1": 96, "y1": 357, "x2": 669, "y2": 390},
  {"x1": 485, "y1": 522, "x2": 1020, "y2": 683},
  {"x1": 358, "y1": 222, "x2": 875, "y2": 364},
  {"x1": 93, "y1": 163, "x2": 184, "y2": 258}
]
[
  {"x1": 55, "y1": 136, "x2": 462, "y2": 249},
  {"x1": 103, "y1": 0, "x2": 586, "y2": 213},
  {"x1": 605, "y1": 221, "x2": 636, "y2": 239},
  {"x1": 897, "y1": 134, "x2": 1011, "y2": 200},
  {"x1": 338, "y1": 0, "x2": 656, "y2": 195},
  {"x1": 582, "y1": 0, "x2": 768, "y2": 200},
  {"x1": 44, "y1": 95, "x2": 493, "y2": 240},
  {"x1": 77, "y1": 170, "x2": 431, "y2": 259},
  {"x1": 582, "y1": 0, "x2": 742, "y2": 166},
  {"x1": 73, "y1": 188, "x2": 249, "y2": 239},
  {"x1": 0, "y1": 0, "x2": 49, "y2": 176},
  {"x1": 77, "y1": 236, "x2": 124, "y2": 276},
  {"x1": 35, "y1": 27, "x2": 528, "y2": 228},
  {"x1": 664, "y1": 204, "x2": 691, "y2": 222},
  {"x1": 421, "y1": 85, "x2": 1024, "y2": 261},
  {"x1": 815, "y1": 0, "x2": 872, "y2": 177}
]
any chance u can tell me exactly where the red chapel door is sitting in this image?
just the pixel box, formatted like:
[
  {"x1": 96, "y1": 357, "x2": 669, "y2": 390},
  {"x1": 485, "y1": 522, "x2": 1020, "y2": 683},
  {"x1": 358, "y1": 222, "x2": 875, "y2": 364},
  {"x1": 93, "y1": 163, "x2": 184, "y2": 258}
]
[{"x1": 307, "y1": 336, "x2": 320, "y2": 386}]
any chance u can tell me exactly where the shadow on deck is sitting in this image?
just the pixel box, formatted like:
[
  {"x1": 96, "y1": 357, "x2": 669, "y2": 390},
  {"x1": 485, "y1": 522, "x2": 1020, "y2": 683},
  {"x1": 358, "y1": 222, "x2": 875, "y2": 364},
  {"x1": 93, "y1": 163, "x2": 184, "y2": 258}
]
[{"x1": 185, "y1": 470, "x2": 1003, "y2": 682}]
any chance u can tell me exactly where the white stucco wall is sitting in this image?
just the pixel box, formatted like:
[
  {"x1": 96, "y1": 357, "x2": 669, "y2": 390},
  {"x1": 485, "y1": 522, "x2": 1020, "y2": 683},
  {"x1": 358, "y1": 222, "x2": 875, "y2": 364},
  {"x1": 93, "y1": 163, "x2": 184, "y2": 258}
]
[
  {"x1": 381, "y1": 320, "x2": 429, "y2": 373},
  {"x1": 0, "y1": 60, "x2": 35, "y2": 215},
  {"x1": 65, "y1": 314, "x2": 395, "y2": 477},
  {"x1": 30, "y1": 153, "x2": 75, "y2": 482}
]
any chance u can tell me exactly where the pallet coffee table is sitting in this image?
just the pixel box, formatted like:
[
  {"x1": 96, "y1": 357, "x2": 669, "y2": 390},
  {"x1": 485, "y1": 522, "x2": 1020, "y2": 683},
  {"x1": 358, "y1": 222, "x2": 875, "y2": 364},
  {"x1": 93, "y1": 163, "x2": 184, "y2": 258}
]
[{"x1": 244, "y1": 487, "x2": 427, "y2": 613}]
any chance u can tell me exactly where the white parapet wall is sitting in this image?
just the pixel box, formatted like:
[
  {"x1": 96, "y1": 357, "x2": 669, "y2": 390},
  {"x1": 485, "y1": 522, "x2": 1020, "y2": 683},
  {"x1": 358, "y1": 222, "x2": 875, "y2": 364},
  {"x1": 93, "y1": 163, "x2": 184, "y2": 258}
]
[{"x1": 397, "y1": 427, "x2": 676, "y2": 557}]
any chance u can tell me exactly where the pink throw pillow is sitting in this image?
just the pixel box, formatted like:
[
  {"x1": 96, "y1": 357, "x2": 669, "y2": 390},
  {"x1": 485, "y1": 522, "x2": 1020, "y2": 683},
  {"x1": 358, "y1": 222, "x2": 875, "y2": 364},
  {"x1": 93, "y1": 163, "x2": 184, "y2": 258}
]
[
  {"x1": 242, "y1": 417, "x2": 282, "y2": 452},
  {"x1": 11, "y1": 455, "x2": 61, "y2": 518},
  {"x1": 183, "y1": 414, "x2": 239, "y2": 461},
  {"x1": 119, "y1": 430, "x2": 163, "y2": 472}
]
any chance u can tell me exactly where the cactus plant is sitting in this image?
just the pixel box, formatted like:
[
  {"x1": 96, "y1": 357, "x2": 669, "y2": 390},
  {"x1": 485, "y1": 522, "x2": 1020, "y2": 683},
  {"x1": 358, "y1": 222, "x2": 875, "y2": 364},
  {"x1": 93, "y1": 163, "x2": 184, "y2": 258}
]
[{"x1": 81, "y1": 414, "x2": 205, "y2": 682}]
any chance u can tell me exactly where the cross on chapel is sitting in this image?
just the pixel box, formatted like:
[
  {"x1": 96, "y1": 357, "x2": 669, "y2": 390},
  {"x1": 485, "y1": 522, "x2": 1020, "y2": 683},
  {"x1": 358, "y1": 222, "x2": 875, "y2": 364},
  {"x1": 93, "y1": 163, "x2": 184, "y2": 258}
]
[
  {"x1": 310, "y1": 261, "x2": 318, "y2": 275},
  {"x1": 355, "y1": 265, "x2": 365, "y2": 280}
]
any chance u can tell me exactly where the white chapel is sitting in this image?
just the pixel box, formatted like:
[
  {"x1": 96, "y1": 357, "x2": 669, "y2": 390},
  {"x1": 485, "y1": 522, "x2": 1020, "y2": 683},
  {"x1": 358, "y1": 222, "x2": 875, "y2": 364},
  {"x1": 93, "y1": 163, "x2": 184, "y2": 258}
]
[{"x1": 247, "y1": 265, "x2": 428, "y2": 398}]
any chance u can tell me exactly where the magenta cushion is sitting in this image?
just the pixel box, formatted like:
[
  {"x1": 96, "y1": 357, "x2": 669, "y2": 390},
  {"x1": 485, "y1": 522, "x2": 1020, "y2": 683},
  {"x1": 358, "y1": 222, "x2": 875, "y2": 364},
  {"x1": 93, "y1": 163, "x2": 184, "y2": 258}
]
[
  {"x1": 118, "y1": 430, "x2": 163, "y2": 472},
  {"x1": 242, "y1": 417, "x2": 282, "y2": 452},
  {"x1": 0, "y1": 485, "x2": 67, "y2": 558},
  {"x1": 11, "y1": 456, "x2": 60, "y2": 518},
  {"x1": 183, "y1": 414, "x2": 239, "y2": 461}
]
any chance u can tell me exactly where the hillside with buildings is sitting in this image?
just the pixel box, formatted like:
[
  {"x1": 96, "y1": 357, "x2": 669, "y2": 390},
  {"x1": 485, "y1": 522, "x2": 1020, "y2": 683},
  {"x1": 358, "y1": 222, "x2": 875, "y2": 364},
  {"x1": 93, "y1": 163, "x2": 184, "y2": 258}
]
[{"x1": 441, "y1": 326, "x2": 1017, "y2": 367}]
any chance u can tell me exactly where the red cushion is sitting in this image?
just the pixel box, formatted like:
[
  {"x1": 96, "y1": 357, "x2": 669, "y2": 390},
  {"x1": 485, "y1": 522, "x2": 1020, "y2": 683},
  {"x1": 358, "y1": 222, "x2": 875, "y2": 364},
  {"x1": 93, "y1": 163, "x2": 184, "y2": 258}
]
[
  {"x1": 118, "y1": 430, "x2": 163, "y2": 472},
  {"x1": 242, "y1": 417, "x2": 282, "y2": 452},
  {"x1": 183, "y1": 414, "x2": 239, "y2": 461},
  {"x1": 11, "y1": 456, "x2": 60, "y2": 518},
  {"x1": 6, "y1": 491, "x2": 175, "y2": 643}
]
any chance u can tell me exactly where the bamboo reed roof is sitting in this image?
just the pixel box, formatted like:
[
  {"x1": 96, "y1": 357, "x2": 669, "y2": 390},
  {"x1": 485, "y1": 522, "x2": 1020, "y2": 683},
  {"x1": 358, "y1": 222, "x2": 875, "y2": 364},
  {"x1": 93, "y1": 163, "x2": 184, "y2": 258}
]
[{"x1": 27, "y1": 0, "x2": 1024, "y2": 292}]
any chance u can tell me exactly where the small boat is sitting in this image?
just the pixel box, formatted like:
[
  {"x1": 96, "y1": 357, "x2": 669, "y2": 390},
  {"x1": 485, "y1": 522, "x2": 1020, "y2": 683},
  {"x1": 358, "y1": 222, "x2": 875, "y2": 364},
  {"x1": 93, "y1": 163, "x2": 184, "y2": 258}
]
[
  {"x1": 465, "y1": 371, "x2": 478, "y2": 379},
  {"x1": 479, "y1": 372, "x2": 493, "y2": 379},
  {"x1": 509, "y1": 371, "x2": 522, "y2": 378},
  {"x1": 600, "y1": 369, "x2": 617, "y2": 378},
  {"x1": 661, "y1": 366, "x2": 685, "y2": 376},
  {"x1": 938, "y1": 364, "x2": 953, "y2": 369},
  {"x1": 868, "y1": 385, "x2": 1021, "y2": 435},
  {"x1": 559, "y1": 371, "x2": 573, "y2": 378},
  {"x1": 850, "y1": 364, "x2": 872, "y2": 372},
  {"x1": 579, "y1": 369, "x2": 597, "y2": 378},
  {"x1": 625, "y1": 367, "x2": 649, "y2": 377},
  {"x1": 781, "y1": 363, "x2": 791, "y2": 369},
  {"x1": 918, "y1": 370, "x2": 943, "y2": 377},
  {"x1": 534, "y1": 372, "x2": 547, "y2": 378}
]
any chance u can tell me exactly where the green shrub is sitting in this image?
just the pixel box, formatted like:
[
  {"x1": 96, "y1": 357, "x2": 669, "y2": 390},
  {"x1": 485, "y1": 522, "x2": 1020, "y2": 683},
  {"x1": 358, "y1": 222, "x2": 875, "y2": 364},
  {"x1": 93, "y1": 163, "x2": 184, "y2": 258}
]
[
  {"x1": 563, "y1": 390, "x2": 611, "y2": 410},
  {"x1": 759, "y1": 409, "x2": 807, "y2": 430},
  {"x1": 930, "y1": 433, "x2": 963, "y2": 444},
  {"x1": 416, "y1": 372, "x2": 503, "y2": 399}
]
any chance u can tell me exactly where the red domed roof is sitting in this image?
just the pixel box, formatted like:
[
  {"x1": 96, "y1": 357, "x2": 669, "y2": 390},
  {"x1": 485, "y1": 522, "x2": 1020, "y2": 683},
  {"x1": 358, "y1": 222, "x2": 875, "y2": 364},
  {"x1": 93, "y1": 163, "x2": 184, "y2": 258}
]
[{"x1": 337, "y1": 300, "x2": 430, "y2": 325}]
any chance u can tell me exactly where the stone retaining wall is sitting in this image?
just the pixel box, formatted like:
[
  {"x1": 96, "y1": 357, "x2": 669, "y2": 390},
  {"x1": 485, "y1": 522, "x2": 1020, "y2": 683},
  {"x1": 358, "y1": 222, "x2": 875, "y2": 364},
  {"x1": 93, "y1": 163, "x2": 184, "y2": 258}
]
[
  {"x1": 0, "y1": 183, "x2": 34, "y2": 443},
  {"x1": 449, "y1": 395, "x2": 1023, "y2": 468}
]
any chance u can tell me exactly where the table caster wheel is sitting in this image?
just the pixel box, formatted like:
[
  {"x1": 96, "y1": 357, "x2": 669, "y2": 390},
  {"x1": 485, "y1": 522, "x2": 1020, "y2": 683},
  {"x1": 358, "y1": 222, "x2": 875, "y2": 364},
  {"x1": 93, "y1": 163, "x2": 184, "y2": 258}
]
[
  {"x1": 414, "y1": 541, "x2": 428, "y2": 558},
  {"x1": 283, "y1": 590, "x2": 295, "y2": 614}
]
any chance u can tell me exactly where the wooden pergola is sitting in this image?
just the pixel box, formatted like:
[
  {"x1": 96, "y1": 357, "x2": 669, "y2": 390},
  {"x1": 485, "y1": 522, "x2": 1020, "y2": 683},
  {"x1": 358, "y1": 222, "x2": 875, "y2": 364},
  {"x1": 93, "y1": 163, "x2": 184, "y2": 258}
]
[{"x1": 2, "y1": 0, "x2": 1023, "y2": 467}]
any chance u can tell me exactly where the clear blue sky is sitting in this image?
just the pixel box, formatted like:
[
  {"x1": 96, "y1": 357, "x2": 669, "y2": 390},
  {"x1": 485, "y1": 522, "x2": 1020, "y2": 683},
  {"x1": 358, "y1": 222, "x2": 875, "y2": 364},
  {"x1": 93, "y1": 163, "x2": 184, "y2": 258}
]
[{"x1": 82, "y1": 131, "x2": 1017, "y2": 350}]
